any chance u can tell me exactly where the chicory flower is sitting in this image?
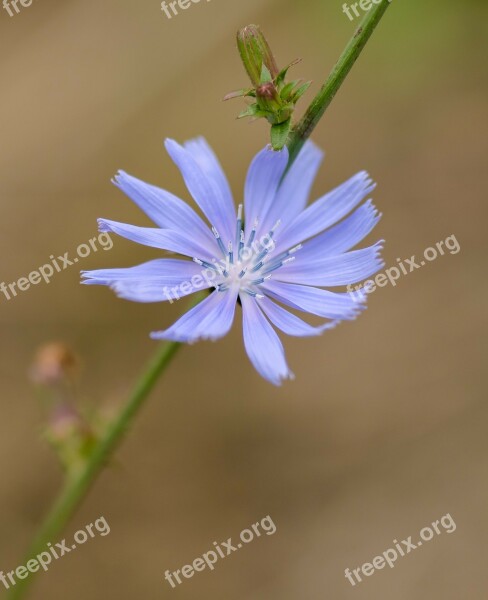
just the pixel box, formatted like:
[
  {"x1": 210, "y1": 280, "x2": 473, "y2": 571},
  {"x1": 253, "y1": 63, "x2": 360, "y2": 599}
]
[{"x1": 82, "y1": 138, "x2": 383, "y2": 385}]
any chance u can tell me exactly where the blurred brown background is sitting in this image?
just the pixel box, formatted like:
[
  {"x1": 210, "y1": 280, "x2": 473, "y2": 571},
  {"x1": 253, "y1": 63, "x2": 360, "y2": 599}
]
[{"x1": 0, "y1": 0, "x2": 487, "y2": 598}]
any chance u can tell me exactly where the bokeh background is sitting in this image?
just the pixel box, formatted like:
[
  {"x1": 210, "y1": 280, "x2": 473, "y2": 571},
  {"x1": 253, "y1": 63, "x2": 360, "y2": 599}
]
[{"x1": 1, "y1": 0, "x2": 487, "y2": 598}]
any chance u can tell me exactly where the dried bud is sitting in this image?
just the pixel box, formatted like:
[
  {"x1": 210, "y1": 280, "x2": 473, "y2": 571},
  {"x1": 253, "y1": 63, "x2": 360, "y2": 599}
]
[
  {"x1": 30, "y1": 342, "x2": 79, "y2": 386},
  {"x1": 256, "y1": 82, "x2": 280, "y2": 104}
]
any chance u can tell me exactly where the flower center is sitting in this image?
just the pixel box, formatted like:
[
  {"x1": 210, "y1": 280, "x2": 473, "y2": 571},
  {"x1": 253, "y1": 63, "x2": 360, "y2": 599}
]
[{"x1": 193, "y1": 204, "x2": 301, "y2": 298}]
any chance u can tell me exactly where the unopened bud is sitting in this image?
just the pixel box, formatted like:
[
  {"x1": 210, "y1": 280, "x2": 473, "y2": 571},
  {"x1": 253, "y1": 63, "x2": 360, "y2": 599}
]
[
  {"x1": 237, "y1": 24, "x2": 279, "y2": 87},
  {"x1": 228, "y1": 25, "x2": 311, "y2": 150},
  {"x1": 256, "y1": 83, "x2": 292, "y2": 124}
]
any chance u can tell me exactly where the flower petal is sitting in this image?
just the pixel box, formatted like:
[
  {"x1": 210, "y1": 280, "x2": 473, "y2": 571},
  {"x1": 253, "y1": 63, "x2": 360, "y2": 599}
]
[
  {"x1": 297, "y1": 200, "x2": 382, "y2": 259},
  {"x1": 81, "y1": 259, "x2": 211, "y2": 302},
  {"x1": 150, "y1": 289, "x2": 238, "y2": 342},
  {"x1": 98, "y1": 219, "x2": 215, "y2": 260},
  {"x1": 112, "y1": 277, "x2": 211, "y2": 303},
  {"x1": 262, "y1": 280, "x2": 365, "y2": 321},
  {"x1": 112, "y1": 170, "x2": 216, "y2": 250},
  {"x1": 244, "y1": 145, "x2": 289, "y2": 240},
  {"x1": 81, "y1": 258, "x2": 203, "y2": 286},
  {"x1": 260, "y1": 140, "x2": 324, "y2": 235},
  {"x1": 258, "y1": 296, "x2": 337, "y2": 337},
  {"x1": 165, "y1": 138, "x2": 236, "y2": 244},
  {"x1": 183, "y1": 136, "x2": 235, "y2": 217},
  {"x1": 275, "y1": 171, "x2": 375, "y2": 253},
  {"x1": 240, "y1": 293, "x2": 293, "y2": 386},
  {"x1": 274, "y1": 241, "x2": 385, "y2": 286}
]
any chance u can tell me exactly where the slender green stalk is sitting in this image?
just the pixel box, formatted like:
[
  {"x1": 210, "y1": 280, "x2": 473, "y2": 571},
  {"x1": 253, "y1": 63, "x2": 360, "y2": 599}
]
[
  {"x1": 11, "y1": 6, "x2": 391, "y2": 596},
  {"x1": 8, "y1": 333, "x2": 185, "y2": 599},
  {"x1": 286, "y1": 0, "x2": 391, "y2": 165}
]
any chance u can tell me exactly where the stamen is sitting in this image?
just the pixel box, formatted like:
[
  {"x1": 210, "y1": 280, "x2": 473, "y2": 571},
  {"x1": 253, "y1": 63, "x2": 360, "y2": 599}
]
[
  {"x1": 261, "y1": 261, "x2": 283, "y2": 275},
  {"x1": 212, "y1": 226, "x2": 227, "y2": 256},
  {"x1": 288, "y1": 243, "x2": 303, "y2": 254},
  {"x1": 270, "y1": 219, "x2": 281, "y2": 235},
  {"x1": 228, "y1": 241, "x2": 234, "y2": 265},
  {"x1": 261, "y1": 257, "x2": 295, "y2": 275},
  {"x1": 244, "y1": 289, "x2": 261, "y2": 297},
  {"x1": 253, "y1": 247, "x2": 269, "y2": 265},
  {"x1": 270, "y1": 244, "x2": 302, "y2": 266},
  {"x1": 251, "y1": 274, "x2": 271, "y2": 285},
  {"x1": 246, "y1": 217, "x2": 258, "y2": 248},
  {"x1": 193, "y1": 257, "x2": 219, "y2": 272},
  {"x1": 238, "y1": 268, "x2": 247, "y2": 279},
  {"x1": 250, "y1": 261, "x2": 264, "y2": 273},
  {"x1": 238, "y1": 230, "x2": 245, "y2": 259},
  {"x1": 236, "y1": 204, "x2": 243, "y2": 247}
]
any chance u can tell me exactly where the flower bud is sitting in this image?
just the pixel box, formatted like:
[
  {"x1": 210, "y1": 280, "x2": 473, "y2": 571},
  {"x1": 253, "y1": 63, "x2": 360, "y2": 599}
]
[
  {"x1": 228, "y1": 25, "x2": 311, "y2": 150},
  {"x1": 237, "y1": 24, "x2": 279, "y2": 87},
  {"x1": 256, "y1": 83, "x2": 292, "y2": 125}
]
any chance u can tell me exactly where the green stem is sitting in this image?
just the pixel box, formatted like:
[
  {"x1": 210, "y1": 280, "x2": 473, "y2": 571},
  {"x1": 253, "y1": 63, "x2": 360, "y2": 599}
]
[
  {"x1": 8, "y1": 322, "x2": 189, "y2": 599},
  {"x1": 286, "y1": 0, "x2": 391, "y2": 166}
]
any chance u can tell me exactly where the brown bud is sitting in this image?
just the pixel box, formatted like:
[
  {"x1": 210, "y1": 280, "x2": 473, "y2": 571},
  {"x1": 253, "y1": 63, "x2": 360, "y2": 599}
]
[{"x1": 30, "y1": 342, "x2": 79, "y2": 385}]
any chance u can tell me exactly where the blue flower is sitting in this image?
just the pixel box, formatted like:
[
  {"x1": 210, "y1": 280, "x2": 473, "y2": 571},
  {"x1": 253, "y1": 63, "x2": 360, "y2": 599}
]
[{"x1": 82, "y1": 137, "x2": 383, "y2": 385}]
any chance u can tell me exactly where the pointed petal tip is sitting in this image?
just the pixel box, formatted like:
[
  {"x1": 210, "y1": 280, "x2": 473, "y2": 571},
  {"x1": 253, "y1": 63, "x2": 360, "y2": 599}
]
[
  {"x1": 270, "y1": 368, "x2": 295, "y2": 386},
  {"x1": 112, "y1": 169, "x2": 129, "y2": 186},
  {"x1": 97, "y1": 218, "x2": 110, "y2": 233},
  {"x1": 150, "y1": 330, "x2": 181, "y2": 341},
  {"x1": 164, "y1": 138, "x2": 180, "y2": 152},
  {"x1": 319, "y1": 319, "x2": 340, "y2": 333},
  {"x1": 183, "y1": 135, "x2": 207, "y2": 148}
]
